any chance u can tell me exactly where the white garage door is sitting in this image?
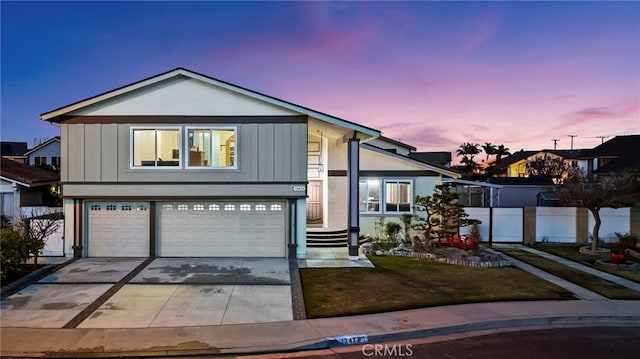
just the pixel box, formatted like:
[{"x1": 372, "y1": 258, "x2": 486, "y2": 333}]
[
  {"x1": 87, "y1": 202, "x2": 150, "y2": 257},
  {"x1": 158, "y1": 201, "x2": 286, "y2": 257}
]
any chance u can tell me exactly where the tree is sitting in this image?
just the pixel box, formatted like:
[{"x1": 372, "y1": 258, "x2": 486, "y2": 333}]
[
  {"x1": 494, "y1": 144, "x2": 511, "y2": 165},
  {"x1": 412, "y1": 184, "x2": 480, "y2": 247},
  {"x1": 526, "y1": 155, "x2": 571, "y2": 182},
  {"x1": 556, "y1": 169, "x2": 639, "y2": 252},
  {"x1": 456, "y1": 142, "x2": 481, "y2": 176},
  {"x1": 482, "y1": 142, "x2": 496, "y2": 162},
  {"x1": 20, "y1": 211, "x2": 62, "y2": 266}
]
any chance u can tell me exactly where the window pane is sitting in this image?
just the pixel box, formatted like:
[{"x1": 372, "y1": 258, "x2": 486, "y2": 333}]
[
  {"x1": 156, "y1": 130, "x2": 180, "y2": 166},
  {"x1": 359, "y1": 180, "x2": 368, "y2": 212},
  {"x1": 399, "y1": 182, "x2": 411, "y2": 212},
  {"x1": 360, "y1": 179, "x2": 380, "y2": 212},
  {"x1": 188, "y1": 129, "x2": 211, "y2": 166},
  {"x1": 133, "y1": 129, "x2": 156, "y2": 166},
  {"x1": 212, "y1": 130, "x2": 235, "y2": 167},
  {"x1": 386, "y1": 182, "x2": 398, "y2": 212}
]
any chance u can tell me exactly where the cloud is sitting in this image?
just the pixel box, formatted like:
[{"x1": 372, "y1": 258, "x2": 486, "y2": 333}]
[
  {"x1": 461, "y1": 9, "x2": 504, "y2": 52},
  {"x1": 560, "y1": 100, "x2": 640, "y2": 128}
]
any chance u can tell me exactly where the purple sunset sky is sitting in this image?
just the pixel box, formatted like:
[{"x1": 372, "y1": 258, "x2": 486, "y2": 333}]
[{"x1": 2, "y1": 1, "x2": 639, "y2": 157}]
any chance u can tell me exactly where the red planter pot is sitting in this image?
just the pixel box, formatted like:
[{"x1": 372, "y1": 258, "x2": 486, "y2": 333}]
[{"x1": 610, "y1": 252, "x2": 627, "y2": 264}]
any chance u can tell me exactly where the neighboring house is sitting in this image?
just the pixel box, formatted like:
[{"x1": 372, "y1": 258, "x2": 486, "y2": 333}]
[
  {"x1": 1, "y1": 142, "x2": 28, "y2": 164},
  {"x1": 40, "y1": 67, "x2": 458, "y2": 260},
  {"x1": 25, "y1": 137, "x2": 61, "y2": 170},
  {"x1": 489, "y1": 149, "x2": 589, "y2": 178},
  {"x1": 0, "y1": 158, "x2": 61, "y2": 223},
  {"x1": 591, "y1": 135, "x2": 640, "y2": 175}
]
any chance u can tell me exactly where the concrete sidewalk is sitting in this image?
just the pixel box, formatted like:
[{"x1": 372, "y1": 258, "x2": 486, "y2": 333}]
[
  {"x1": 1, "y1": 299, "x2": 639, "y2": 357},
  {"x1": 3, "y1": 248, "x2": 640, "y2": 357}
]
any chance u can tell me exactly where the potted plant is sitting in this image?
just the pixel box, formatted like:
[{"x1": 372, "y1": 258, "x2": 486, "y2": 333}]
[{"x1": 610, "y1": 241, "x2": 627, "y2": 264}]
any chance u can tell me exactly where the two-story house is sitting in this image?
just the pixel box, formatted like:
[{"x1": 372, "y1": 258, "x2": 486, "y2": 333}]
[{"x1": 40, "y1": 68, "x2": 458, "y2": 260}]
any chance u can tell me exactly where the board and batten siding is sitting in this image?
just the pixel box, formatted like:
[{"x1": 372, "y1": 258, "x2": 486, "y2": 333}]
[{"x1": 61, "y1": 121, "x2": 307, "y2": 184}]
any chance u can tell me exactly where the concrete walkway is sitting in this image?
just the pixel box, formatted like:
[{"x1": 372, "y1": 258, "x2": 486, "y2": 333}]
[
  {"x1": 506, "y1": 244, "x2": 640, "y2": 292},
  {"x1": 488, "y1": 245, "x2": 612, "y2": 300}
]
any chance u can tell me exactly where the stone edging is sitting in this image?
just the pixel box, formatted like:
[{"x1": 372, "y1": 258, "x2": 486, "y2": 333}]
[{"x1": 371, "y1": 250, "x2": 513, "y2": 268}]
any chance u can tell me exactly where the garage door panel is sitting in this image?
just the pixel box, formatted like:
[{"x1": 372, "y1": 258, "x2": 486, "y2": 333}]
[
  {"x1": 158, "y1": 201, "x2": 286, "y2": 257},
  {"x1": 87, "y1": 202, "x2": 149, "y2": 257}
]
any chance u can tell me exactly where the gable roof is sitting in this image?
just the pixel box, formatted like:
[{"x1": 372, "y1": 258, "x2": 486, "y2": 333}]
[
  {"x1": 24, "y1": 137, "x2": 60, "y2": 156},
  {"x1": 592, "y1": 135, "x2": 640, "y2": 173},
  {"x1": 362, "y1": 143, "x2": 460, "y2": 178},
  {"x1": 40, "y1": 67, "x2": 380, "y2": 139},
  {"x1": 409, "y1": 151, "x2": 452, "y2": 167},
  {"x1": 1, "y1": 142, "x2": 28, "y2": 156},
  {"x1": 377, "y1": 136, "x2": 417, "y2": 151},
  {"x1": 0, "y1": 158, "x2": 60, "y2": 187}
]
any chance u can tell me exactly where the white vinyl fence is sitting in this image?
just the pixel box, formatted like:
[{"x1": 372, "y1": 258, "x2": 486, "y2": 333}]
[
  {"x1": 535, "y1": 207, "x2": 576, "y2": 242},
  {"x1": 588, "y1": 207, "x2": 631, "y2": 243},
  {"x1": 461, "y1": 207, "x2": 633, "y2": 244}
]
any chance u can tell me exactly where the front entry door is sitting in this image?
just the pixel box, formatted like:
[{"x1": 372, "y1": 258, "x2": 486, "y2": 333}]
[{"x1": 306, "y1": 181, "x2": 323, "y2": 225}]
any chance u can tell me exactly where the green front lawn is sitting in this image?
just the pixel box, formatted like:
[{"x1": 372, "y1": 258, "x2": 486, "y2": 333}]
[
  {"x1": 534, "y1": 245, "x2": 640, "y2": 284},
  {"x1": 498, "y1": 248, "x2": 640, "y2": 300},
  {"x1": 299, "y1": 255, "x2": 573, "y2": 318}
]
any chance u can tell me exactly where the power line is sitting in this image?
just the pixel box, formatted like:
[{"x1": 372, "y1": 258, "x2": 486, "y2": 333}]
[{"x1": 596, "y1": 135, "x2": 609, "y2": 144}]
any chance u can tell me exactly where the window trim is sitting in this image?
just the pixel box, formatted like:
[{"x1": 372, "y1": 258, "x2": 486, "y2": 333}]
[
  {"x1": 359, "y1": 177, "x2": 414, "y2": 215},
  {"x1": 383, "y1": 179, "x2": 414, "y2": 214},
  {"x1": 130, "y1": 126, "x2": 183, "y2": 169},
  {"x1": 184, "y1": 126, "x2": 238, "y2": 170}
]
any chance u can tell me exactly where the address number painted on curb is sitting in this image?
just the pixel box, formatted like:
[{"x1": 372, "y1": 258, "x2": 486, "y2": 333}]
[{"x1": 327, "y1": 334, "x2": 369, "y2": 345}]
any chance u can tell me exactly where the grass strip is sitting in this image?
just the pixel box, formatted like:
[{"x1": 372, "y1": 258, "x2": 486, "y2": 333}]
[
  {"x1": 534, "y1": 245, "x2": 640, "y2": 284},
  {"x1": 300, "y1": 255, "x2": 573, "y2": 318},
  {"x1": 497, "y1": 248, "x2": 640, "y2": 300}
]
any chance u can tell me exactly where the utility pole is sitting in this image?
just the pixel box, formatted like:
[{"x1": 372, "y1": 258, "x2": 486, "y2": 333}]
[
  {"x1": 596, "y1": 135, "x2": 608, "y2": 144},
  {"x1": 567, "y1": 135, "x2": 577, "y2": 150},
  {"x1": 551, "y1": 139, "x2": 559, "y2": 150}
]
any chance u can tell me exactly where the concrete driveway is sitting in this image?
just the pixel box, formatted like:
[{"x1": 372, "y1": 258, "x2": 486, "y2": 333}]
[{"x1": 1, "y1": 257, "x2": 293, "y2": 329}]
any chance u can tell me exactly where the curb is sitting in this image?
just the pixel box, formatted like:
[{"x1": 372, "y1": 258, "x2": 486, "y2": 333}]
[{"x1": 8, "y1": 315, "x2": 639, "y2": 358}]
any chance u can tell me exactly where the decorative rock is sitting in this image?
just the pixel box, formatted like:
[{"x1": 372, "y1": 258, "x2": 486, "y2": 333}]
[{"x1": 375, "y1": 250, "x2": 385, "y2": 256}]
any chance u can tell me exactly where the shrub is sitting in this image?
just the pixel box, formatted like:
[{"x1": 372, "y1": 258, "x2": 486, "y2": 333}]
[
  {"x1": 0, "y1": 228, "x2": 30, "y2": 281},
  {"x1": 384, "y1": 222, "x2": 402, "y2": 243},
  {"x1": 615, "y1": 232, "x2": 639, "y2": 250}
]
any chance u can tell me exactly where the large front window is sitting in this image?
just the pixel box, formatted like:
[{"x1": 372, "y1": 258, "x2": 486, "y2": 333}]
[
  {"x1": 187, "y1": 128, "x2": 236, "y2": 168},
  {"x1": 384, "y1": 180, "x2": 412, "y2": 213},
  {"x1": 132, "y1": 128, "x2": 181, "y2": 167}
]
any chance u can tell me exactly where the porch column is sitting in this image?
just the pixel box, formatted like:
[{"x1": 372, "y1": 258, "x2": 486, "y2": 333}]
[
  {"x1": 296, "y1": 198, "x2": 307, "y2": 259},
  {"x1": 347, "y1": 138, "x2": 360, "y2": 259}
]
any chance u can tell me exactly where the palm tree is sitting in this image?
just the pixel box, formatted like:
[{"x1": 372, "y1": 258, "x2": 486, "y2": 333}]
[
  {"x1": 482, "y1": 142, "x2": 496, "y2": 162},
  {"x1": 456, "y1": 142, "x2": 481, "y2": 160},
  {"x1": 494, "y1": 144, "x2": 511, "y2": 164},
  {"x1": 456, "y1": 142, "x2": 481, "y2": 176}
]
